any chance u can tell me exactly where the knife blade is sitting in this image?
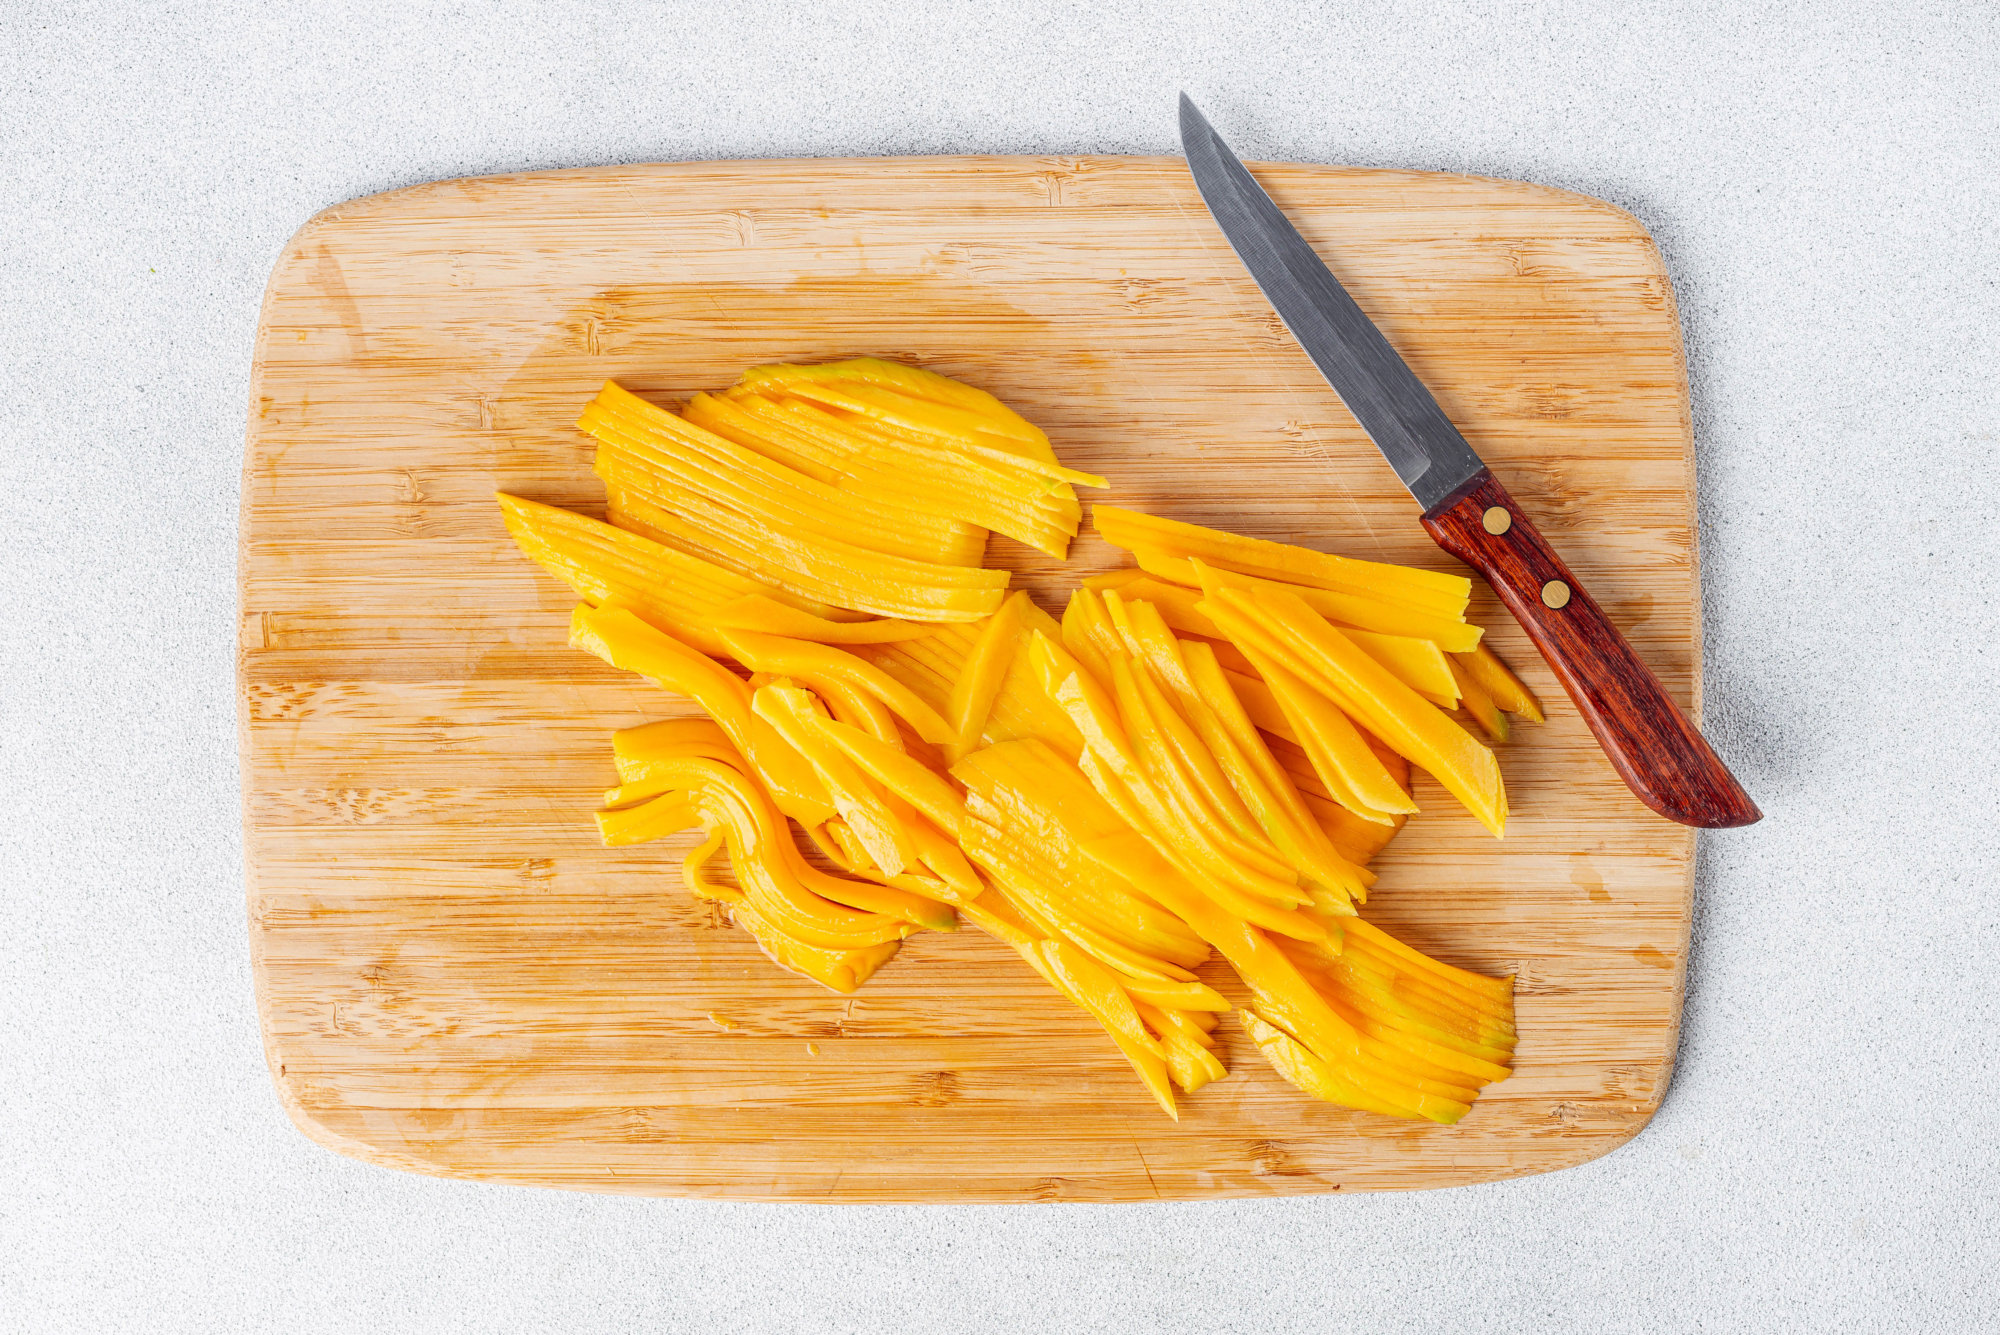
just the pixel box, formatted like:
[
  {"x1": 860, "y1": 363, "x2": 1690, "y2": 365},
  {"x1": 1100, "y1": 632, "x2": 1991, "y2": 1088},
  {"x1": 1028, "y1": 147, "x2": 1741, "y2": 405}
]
[{"x1": 1177, "y1": 95, "x2": 1759, "y2": 829}]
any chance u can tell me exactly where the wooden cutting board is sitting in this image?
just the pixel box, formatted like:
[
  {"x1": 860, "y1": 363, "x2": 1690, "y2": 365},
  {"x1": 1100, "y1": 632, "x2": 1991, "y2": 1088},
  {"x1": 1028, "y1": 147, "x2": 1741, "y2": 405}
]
[{"x1": 241, "y1": 156, "x2": 1699, "y2": 1201}]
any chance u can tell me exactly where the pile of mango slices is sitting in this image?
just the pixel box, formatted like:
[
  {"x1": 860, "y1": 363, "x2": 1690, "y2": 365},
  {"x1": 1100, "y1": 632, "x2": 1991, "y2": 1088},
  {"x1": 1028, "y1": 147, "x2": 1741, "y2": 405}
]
[{"x1": 498, "y1": 358, "x2": 1542, "y2": 1123}]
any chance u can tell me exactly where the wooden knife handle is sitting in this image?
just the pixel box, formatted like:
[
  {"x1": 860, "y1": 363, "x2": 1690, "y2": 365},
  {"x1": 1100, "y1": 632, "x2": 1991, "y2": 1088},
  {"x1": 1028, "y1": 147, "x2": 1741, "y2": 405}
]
[{"x1": 1421, "y1": 469, "x2": 1760, "y2": 828}]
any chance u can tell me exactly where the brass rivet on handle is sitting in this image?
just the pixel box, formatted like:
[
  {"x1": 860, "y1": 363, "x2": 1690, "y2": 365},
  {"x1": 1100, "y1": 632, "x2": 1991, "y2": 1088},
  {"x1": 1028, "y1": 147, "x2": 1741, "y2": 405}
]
[
  {"x1": 1482, "y1": 506, "x2": 1512, "y2": 535},
  {"x1": 1541, "y1": 580, "x2": 1572, "y2": 609}
]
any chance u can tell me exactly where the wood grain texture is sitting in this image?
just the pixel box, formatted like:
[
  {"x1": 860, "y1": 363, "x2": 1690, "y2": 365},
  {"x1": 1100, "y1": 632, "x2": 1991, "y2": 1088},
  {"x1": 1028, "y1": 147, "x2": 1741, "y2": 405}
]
[
  {"x1": 240, "y1": 155, "x2": 1701, "y2": 1201},
  {"x1": 1424, "y1": 469, "x2": 1757, "y2": 827}
]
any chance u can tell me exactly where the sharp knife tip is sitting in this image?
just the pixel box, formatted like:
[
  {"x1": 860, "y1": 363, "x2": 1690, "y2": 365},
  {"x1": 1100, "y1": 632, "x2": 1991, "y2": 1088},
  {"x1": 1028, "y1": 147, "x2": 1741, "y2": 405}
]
[{"x1": 1177, "y1": 92, "x2": 1208, "y2": 142}]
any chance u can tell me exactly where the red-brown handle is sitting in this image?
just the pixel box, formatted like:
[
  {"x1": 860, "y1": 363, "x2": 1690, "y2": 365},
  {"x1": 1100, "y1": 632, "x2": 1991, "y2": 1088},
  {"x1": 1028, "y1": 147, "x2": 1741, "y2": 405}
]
[{"x1": 1422, "y1": 469, "x2": 1760, "y2": 828}]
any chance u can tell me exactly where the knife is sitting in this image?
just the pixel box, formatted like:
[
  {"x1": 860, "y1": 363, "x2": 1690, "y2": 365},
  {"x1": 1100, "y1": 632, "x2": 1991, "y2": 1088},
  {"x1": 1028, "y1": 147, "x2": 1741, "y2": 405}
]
[{"x1": 1178, "y1": 95, "x2": 1759, "y2": 829}]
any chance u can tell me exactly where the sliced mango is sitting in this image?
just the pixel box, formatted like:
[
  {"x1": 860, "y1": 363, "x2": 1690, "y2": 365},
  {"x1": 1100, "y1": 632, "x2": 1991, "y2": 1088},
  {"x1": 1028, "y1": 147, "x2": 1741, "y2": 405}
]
[
  {"x1": 1453, "y1": 642, "x2": 1545, "y2": 723},
  {"x1": 1093, "y1": 506, "x2": 1470, "y2": 618}
]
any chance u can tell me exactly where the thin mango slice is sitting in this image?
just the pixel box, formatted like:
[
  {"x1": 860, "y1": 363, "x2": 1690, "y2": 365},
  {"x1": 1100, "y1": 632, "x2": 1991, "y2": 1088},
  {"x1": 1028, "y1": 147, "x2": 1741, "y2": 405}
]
[
  {"x1": 753, "y1": 682, "x2": 918, "y2": 877},
  {"x1": 732, "y1": 900, "x2": 902, "y2": 994},
  {"x1": 708, "y1": 594, "x2": 936, "y2": 645},
  {"x1": 1205, "y1": 602, "x2": 1414, "y2": 823},
  {"x1": 1226, "y1": 585, "x2": 1507, "y2": 837},
  {"x1": 946, "y1": 590, "x2": 1034, "y2": 762},
  {"x1": 569, "y1": 605, "x2": 837, "y2": 827},
  {"x1": 740, "y1": 357, "x2": 1052, "y2": 450},
  {"x1": 584, "y1": 380, "x2": 985, "y2": 567},
  {"x1": 602, "y1": 462, "x2": 1009, "y2": 623},
  {"x1": 719, "y1": 630, "x2": 956, "y2": 745},
  {"x1": 1131, "y1": 547, "x2": 1484, "y2": 651},
  {"x1": 498, "y1": 492, "x2": 815, "y2": 657},
  {"x1": 1453, "y1": 643, "x2": 1545, "y2": 723},
  {"x1": 1093, "y1": 506, "x2": 1470, "y2": 618},
  {"x1": 1448, "y1": 654, "x2": 1509, "y2": 742}
]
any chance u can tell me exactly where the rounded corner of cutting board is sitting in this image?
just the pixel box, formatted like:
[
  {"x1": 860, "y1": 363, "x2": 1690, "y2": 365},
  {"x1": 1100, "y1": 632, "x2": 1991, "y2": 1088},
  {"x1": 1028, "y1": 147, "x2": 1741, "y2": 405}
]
[{"x1": 239, "y1": 154, "x2": 1701, "y2": 1201}]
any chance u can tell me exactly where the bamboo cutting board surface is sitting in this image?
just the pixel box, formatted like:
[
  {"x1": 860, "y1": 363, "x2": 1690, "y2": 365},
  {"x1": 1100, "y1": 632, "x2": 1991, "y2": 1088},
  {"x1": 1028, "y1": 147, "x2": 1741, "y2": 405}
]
[{"x1": 240, "y1": 156, "x2": 1699, "y2": 1201}]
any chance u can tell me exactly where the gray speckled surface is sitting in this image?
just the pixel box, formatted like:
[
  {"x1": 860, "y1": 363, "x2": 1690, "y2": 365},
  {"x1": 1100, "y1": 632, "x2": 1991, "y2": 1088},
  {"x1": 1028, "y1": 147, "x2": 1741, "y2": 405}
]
[{"x1": 4, "y1": 2, "x2": 1997, "y2": 1330}]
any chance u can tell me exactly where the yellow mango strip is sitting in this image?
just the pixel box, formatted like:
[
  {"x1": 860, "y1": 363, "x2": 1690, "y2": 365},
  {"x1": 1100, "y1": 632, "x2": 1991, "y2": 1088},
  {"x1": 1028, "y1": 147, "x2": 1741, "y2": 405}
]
[
  {"x1": 1111, "y1": 599, "x2": 1371, "y2": 904},
  {"x1": 797, "y1": 389, "x2": 1084, "y2": 510},
  {"x1": 649, "y1": 745, "x2": 954, "y2": 930},
  {"x1": 799, "y1": 671, "x2": 903, "y2": 746},
  {"x1": 1300, "y1": 791, "x2": 1409, "y2": 867},
  {"x1": 822, "y1": 408, "x2": 1083, "y2": 524},
  {"x1": 1241, "y1": 1011, "x2": 1465, "y2": 1123},
  {"x1": 1135, "y1": 548, "x2": 1484, "y2": 651},
  {"x1": 1271, "y1": 935, "x2": 1508, "y2": 1085},
  {"x1": 895, "y1": 811, "x2": 984, "y2": 905},
  {"x1": 600, "y1": 462, "x2": 1009, "y2": 624},
  {"x1": 868, "y1": 617, "x2": 1086, "y2": 761},
  {"x1": 680, "y1": 389, "x2": 846, "y2": 485},
  {"x1": 583, "y1": 395, "x2": 984, "y2": 570},
  {"x1": 1112, "y1": 652, "x2": 1290, "y2": 879},
  {"x1": 1448, "y1": 655, "x2": 1510, "y2": 743},
  {"x1": 1080, "y1": 568, "x2": 1149, "y2": 594},
  {"x1": 759, "y1": 807, "x2": 957, "y2": 929},
  {"x1": 1212, "y1": 608, "x2": 1414, "y2": 823},
  {"x1": 719, "y1": 630, "x2": 956, "y2": 745},
  {"x1": 604, "y1": 724, "x2": 742, "y2": 805},
  {"x1": 966, "y1": 884, "x2": 1188, "y2": 1111},
  {"x1": 627, "y1": 753, "x2": 914, "y2": 949},
  {"x1": 959, "y1": 808, "x2": 1205, "y2": 975},
  {"x1": 677, "y1": 829, "x2": 735, "y2": 904},
  {"x1": 611, "y1": 717, "x2": 735, "y2": 779},
  {"x1": 736, "y1": 384, "x2": 1060, "y2": 507},
  {"x1": 569, "y1": 606, "x2": 837, "y2": 827},
  {"x1": 1344, "y1": 917, "x2": 1518, "y2": 1010},
  {"x1": 1122, "y1": 977, "x2": 1231, "y2": 1013},
  {"x1": 960, "y1": 822, "x2": 1196, "y2": 983},
  {"x1": 1166, "y1": 644, "x2": 1371, "y2": 910},
  {"x1": 1101, "y1": 573, "x2": 1224, "y2": 639},
  {"x1": 752, "y1": 683, "x2": 917, "y2": 877},
  {"x1": 971, "y1": 745, "x2": 1479, "y2": 1117},
  {"x1": 946, "y1": 590, "x2": 1034, "y2": 762},
  {"x1": 803, "y1": 712, "x2": 967, "y2": 837},
  {"x1": 1324, "y1": 948, "x2": 1515, "y2": 1054},
  {"x1": 1093, "y1": 506, "x2": 1470, "y2": 617},
  {"x1": 1030, "y1": 632, "x2": 1136, "y2": 765},
  {"x1": 1025, "y1": 939, "x2": 1177, "y2": 1119},
  {"x1": 955, "y1": 789, "x2": 1210, "y2": 967},
  {"x1": 580, "y1": 377, "x2": 984, "y2": 567},
  {"x1": 584, "y1": 409, "x2": 976, "y2": 575},
  {"x1": 595, "y1": 790, "x2": 702, "y2": 845},
  {"x1": 770, "y1": 377, "x2": 1107, "y2": 489},
  {"x1": 954, "y1": 888, "x2": 1041, "y2": 951},
  {"x1": 498, "y1": 492, "x2": 814, "y2": 658},
  {"x1": 1109, "y1": 859, "x2": 1484, "y2": 1117},
  {"x1": 954, "y1": 743, "x2": 1220, "y2": 958},
  {"x1": 1210, "y1": 588, "x2": 1434, "y2": 818},
  {"x1": 1059, "y1": 583, "x2": 1121, "y2": 685},
  {"x1": 739, "y1": 358, "x2": 1052, "y2": 451},
  {"x1": 1280, "y1": 937, "x2": 1514, "y2": 1073},
  {"x1": 1076, "y1": 754, "x2": 1329, "y2": 943},
  {"x1": 1237, "y1": 585, "x2": 1507, "y2": 837},
  {"x1": 1074, "y1": 826, "x2": 1469, "y2": 1117},
  {"x1": 1180, "y1": 645, "x2": 1344, "y2": 840},
  {"x1": 1091, "y1": 652, "x2": 1317, "y2": 914},
  {"x1": 840, "y1": 453, "x2": 1077, "y2": 558},
  {"x1": 1348, "y1": 630, "x2": 1459, "y2": 709},
  {"x1": 730, "y1": 900, "x2": 902, "y2": 995},
  {"x1": 1136, "y1": 1001, "x2": 1230, "y2": 1093},
  {"x1": 1222, "y1": 666, "x2": 1298, "y2": 744},
  {"x1": 708, "y1": 594, "x2": 936, "y2": 645},
  {"x1": 1454, "y1": 643, "x2": 1545, "y2": 722}
]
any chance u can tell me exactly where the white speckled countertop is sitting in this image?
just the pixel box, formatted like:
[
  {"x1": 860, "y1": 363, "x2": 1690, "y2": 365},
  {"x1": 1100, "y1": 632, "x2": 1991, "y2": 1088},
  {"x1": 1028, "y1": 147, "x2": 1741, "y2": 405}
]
[{"x1": 4, "y1": 2, "x2": 1996, "y2": 1330}]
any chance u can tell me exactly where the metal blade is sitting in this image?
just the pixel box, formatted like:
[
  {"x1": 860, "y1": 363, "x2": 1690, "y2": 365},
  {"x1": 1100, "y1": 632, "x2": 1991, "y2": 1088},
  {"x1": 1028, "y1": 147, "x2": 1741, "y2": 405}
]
[{"x1": 1178, "y1": 94, "x2": 1486, "y2": 513}]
